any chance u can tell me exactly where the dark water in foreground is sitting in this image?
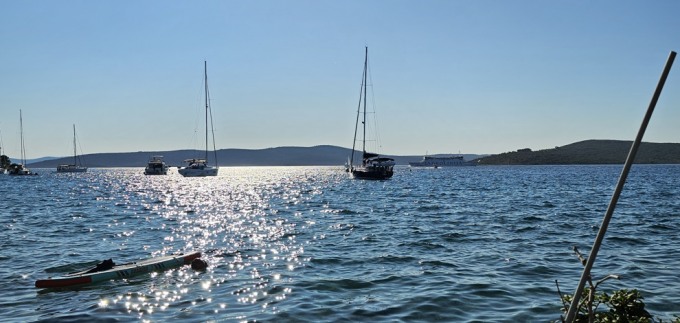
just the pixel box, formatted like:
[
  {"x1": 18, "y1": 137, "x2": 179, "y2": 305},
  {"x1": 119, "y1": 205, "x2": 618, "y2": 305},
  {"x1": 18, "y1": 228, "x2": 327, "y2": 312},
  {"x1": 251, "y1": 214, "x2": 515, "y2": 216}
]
[{"x1": 1, "y1": 165, "x2": 679, "y2": 322}]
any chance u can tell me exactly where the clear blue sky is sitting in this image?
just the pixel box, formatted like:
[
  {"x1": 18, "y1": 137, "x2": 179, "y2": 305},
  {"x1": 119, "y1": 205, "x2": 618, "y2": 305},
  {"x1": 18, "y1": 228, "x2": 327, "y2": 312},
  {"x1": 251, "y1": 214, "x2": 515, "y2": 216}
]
[{"x1": 1, "y1": 0, "x2": 679, "y2": 159}]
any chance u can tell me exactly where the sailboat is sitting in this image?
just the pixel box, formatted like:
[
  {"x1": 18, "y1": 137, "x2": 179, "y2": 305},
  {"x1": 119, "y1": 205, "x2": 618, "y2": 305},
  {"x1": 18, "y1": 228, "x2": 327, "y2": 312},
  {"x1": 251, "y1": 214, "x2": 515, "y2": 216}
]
[
  {"x1": 0, "y1": 129, "x2": 8, "y2": 174},
  {"x1": 7, "y1": 109, "x2": 36, "y2": 176},
  {"x1": 347, "y1": 47, "x2": 395, "y2": 180},
  {"x1": 57, "y1": 124, "x2": 88, "y2": 173},
  {"x1": 178, "y1": 61, "x2": 219, "y2": 177}
]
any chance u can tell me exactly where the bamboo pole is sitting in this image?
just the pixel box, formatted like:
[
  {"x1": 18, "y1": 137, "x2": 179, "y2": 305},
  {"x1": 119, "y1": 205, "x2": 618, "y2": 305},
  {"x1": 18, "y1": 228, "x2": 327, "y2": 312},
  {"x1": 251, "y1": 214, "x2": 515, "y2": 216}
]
[{"x1": 565, "y1": 50, "x2": 676, "y2": 322}]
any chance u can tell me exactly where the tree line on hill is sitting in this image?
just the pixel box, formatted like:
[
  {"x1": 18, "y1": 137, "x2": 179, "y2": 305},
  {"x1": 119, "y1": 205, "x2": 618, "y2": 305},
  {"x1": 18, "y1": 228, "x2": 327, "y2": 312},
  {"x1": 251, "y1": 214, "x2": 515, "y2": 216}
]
[
  {"x1": 475, "y1": 140, "x2": 680, "y2": 165},
  {"x1": 27, "y1": 146, "x2": 481, "y2": 168},
  {"x1": 10, "y1": 140, "x2": 680, "y2": 169},
  {"x1": 0, "y1": 155, "x2": 10, "y2": 170}
]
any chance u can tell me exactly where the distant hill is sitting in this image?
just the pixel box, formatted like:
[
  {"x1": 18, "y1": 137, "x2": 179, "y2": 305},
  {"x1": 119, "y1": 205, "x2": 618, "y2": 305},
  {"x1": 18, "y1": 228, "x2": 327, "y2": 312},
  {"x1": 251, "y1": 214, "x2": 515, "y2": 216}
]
[
  {"x1": 3, "y1": 156, "x2": 60, "y2": 164},
  {"x1": 27, "y1": 145, "x2": 484, "y2": 168},
  {"x1": 476, "y1": 140, "x2": 680, "y2": 165},
  {"x1": 28, "y1": 140, "x2": 679, "y2": 168}
]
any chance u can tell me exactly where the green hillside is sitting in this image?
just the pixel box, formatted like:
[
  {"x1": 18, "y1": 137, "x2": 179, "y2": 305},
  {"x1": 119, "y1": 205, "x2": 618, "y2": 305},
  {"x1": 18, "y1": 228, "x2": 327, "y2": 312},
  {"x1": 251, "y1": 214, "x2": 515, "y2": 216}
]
[{"x1": 476, "y1": 140, "x2": 680, "y2": 165}]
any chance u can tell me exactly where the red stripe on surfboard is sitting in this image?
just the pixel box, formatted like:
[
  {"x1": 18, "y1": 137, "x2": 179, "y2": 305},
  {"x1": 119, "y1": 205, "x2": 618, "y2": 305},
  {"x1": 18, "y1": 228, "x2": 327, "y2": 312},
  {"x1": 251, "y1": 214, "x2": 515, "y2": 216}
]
[
  {"x1": 183, "y1": 252, "x2": 202, "y2": 264},
  {"x1": 35, "y1": 276, "x2": 92, "y2": 288}
]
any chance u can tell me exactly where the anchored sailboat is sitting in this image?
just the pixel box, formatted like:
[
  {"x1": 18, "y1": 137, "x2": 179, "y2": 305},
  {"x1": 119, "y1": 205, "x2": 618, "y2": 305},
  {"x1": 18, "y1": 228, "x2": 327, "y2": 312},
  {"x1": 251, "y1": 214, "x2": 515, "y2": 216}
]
[
  {"x1": 0, "y1": 129, "x2": 8, "y2": 174},
  {"x1": 346, "y1": 47, "x2": 395, "y2": 180},
  {"x1": 178, "y1": 61, "x2": 219, "y2": 177},
  {"x1": 7, "y1": 109, "x2": 36, "y2": 176},
  {"x1": 57, "y1": 124, "x2": 88, "y2": 173}
]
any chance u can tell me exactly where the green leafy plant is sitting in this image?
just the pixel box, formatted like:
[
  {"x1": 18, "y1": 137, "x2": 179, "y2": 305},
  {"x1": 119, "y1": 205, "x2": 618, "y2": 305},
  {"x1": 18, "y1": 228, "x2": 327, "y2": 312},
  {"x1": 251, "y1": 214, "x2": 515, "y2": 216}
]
[
  {"x1": 558, "y1": 287, "x2": 652, "y2": 322},
  {"x1": 556, "y1": 246, "x2": 655, "y2": 323}
]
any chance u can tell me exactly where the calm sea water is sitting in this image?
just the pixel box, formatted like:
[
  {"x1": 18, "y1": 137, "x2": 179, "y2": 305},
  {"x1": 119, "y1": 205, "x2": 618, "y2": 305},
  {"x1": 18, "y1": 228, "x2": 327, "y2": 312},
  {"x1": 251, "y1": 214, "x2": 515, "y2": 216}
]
[{"x1": 1, "y1": 165, "x2": 679, "y2": 322}]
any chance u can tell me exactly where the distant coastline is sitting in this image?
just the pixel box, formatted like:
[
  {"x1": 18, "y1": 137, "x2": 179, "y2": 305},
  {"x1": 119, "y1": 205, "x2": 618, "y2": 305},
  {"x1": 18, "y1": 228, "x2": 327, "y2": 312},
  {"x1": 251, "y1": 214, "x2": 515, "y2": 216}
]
[
  {"x1": 476, "y1": 139, "x2": 680, "y2": 165},
  {"x1": 21, "y1": 140, "x2": 680, "y2": 168},
  {"x1": 26, "y1": 145, "x2": 482, "y2": 168}
]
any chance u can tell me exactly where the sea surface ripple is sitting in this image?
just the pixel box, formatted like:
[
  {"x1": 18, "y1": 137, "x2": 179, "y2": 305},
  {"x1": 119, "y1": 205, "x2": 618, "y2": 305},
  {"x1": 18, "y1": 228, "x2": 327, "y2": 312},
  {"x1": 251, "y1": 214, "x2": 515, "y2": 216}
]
[{"x1": 1, "y1": 165, "x2": 679, "y2": 322}]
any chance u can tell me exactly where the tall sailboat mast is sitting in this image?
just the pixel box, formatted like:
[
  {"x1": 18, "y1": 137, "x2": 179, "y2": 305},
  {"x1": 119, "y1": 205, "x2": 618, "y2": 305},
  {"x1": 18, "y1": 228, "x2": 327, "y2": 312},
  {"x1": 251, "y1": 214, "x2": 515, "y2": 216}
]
[
  {"x1": 20, "y1": 109, "x2": 26, "y2": 165},
  {"x1": 350, "y1": 46, "x2": 369, "y2": 168},
  {"x1": 203, "y1": 60, "x2": 219, "y2": 167},
  {"x1": 72, "y1": 124, "x2": 77, "y2": 165},
  {"x1": 362, "y1": 46, "x2": 368, "y2": 158},
  {"x1": 204, "y1": 61, "x2": 209, "y2": 163}
]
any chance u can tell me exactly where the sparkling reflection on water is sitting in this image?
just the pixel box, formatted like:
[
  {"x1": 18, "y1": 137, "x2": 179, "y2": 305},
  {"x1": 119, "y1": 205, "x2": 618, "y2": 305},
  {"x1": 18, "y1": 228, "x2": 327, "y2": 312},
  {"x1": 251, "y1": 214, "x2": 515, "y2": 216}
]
[{"x1": 1, "y1": 165, "x2": 679, "y2": 322}]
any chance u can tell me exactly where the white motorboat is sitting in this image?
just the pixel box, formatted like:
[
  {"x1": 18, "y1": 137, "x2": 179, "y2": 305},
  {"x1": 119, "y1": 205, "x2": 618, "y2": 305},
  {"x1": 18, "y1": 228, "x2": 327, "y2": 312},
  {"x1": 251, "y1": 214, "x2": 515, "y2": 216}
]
[{"x1": 144, "y1": 155, "x2": 169, "y2": 175}]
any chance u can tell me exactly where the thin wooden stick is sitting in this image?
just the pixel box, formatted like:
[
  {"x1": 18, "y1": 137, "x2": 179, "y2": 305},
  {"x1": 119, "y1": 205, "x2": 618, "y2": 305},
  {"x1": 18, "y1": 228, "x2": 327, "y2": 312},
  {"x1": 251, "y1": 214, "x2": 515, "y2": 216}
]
[{"x1": 565, "y1": 51, "x2": 676, "y2": 322}]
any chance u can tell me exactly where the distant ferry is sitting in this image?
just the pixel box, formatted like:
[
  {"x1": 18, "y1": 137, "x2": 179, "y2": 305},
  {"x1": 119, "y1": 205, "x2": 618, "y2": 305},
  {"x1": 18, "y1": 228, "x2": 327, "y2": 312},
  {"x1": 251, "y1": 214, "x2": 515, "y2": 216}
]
[{"x1": 409, "y1": 156, "x2": 476, "y2": 168}]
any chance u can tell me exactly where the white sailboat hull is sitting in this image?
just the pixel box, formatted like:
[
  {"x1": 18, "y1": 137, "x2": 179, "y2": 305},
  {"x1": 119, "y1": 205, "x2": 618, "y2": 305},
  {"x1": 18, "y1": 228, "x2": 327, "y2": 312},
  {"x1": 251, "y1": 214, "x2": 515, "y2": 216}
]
[{"x1": 178, "y1": 166, "x2": 218, "y2": 177}]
